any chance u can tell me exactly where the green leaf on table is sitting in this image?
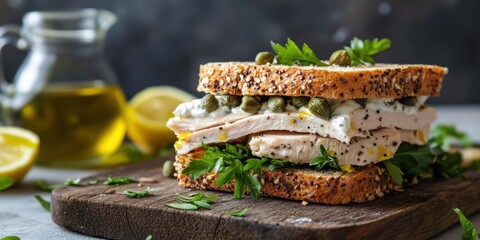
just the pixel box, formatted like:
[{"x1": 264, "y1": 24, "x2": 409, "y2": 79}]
[
  {"x1": 1, "y1": 236, "x2": 21, "y2": 240},
  {"x1": 34, "y1": 195, "x2": 51, "y2": 212},
  {"x1": 89, "y1": 179, "x2": 98, "y2": 185},
  {"x1": 34, "y1": 180, "x2": 60, "y2": 191},
  {"x1": 169, "y1": 192, "x2": 217, "y2": 210},
  {"x1": 344, "y1": 37, "x2": 391, "y2": 66},
  {"x1": 165, "y1": 203, "x2": 198, "y2": 210},
  {"x1": 124, "y1": 189, "x2": 150, "y2": 198},
  {"x1": 64, "y1": 178, "x2": 81, "y2": 186},
  {"x1": 145, "y1": 235, "x2": 153, "y2": 240},
  {"x1": 453, "y1": 208, "x2": 479, "y2": 240},
  {"x1": 271, "y1": 38, "x2": 328, "y2": 66},
  {"x1": 103, "y1": 176, "x2": 137, "y2": 185},
  {"x1": 226, "y1": 208, "x2": 249, "y2": 217},
  {"x1": 0, "y1": 176, "x2": 14, "y2": 191}
]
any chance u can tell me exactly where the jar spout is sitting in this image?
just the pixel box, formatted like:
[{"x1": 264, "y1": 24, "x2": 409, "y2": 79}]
[{"x1": 98, "y1": 10, "x2": 117, "y2": 32}]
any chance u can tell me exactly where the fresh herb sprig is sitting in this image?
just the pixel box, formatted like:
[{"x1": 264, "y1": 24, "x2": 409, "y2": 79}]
[
  {"x1": 309, "y1": 145, "x2": 341, "y2": 171},
  {"x1": 124, "y1": 189, "x2": 150, "y2": 198},
  {"x1": 165, "y1": 192, "x2": 217, "y2": 210},
  {"x1": 454, "y1": 208, "x2": 480, "y2": 240},
  {"x1": 104, "y1": 176, "x2": 137, "y2": 186},
  {"x1": 270, "y1": 37, "x2": 390, "y2": 67},
  {"x1": 182, "y1": 144, "x2": 291, "y2": 200},
  {"x1": 0, "y1": 176, "x2": 14, "y2": 191},
  {"x1": 344, "y1": 37, "x2": 391, "y2": 66},
  {"x1": 431, "y1": 124, "x2": 473, "y2": 151},
  {"x1": 271, "y1": 38, "x2": 328, "y2": 66},
  {"x1": 34, "y1": 195, "x2": 51, "y2": 212},
  {"x1": 383, "y1": 124, "x2": 472, "y2": 185}
]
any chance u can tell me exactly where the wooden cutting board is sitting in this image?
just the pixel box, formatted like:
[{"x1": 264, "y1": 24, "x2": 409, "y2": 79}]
[{"x1": 51, "y1": 158, "x2": 480, "y2": 240}]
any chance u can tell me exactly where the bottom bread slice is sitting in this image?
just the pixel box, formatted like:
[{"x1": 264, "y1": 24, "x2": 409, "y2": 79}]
[{"x1": 175, "y1": 149, "x2": 400, "y2": 204}]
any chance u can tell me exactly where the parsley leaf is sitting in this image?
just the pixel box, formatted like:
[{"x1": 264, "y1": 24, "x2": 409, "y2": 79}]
[
  {"x1": 454, "y1": 208, "x2": 480, "y2": 240},
  {"x1": 104, "y1": 176, "x2": 137, "y2": 185},
  {"x1": 383, "y1": 124, "x2": 469, "y2": 185},
  {"x1": 34, "y1": 195, "x2": 51, "y2": 212},
  {"x1": 34, "y1": 180, "x2": 60, "y2": 192},
  {"x1": 145, "y1": 235, "x2": 153, "y2": 240},
  {"x1": 165, "y1": 203, "x2": 198, "y2": 210},
  {"x1": 166, "y1": 192, "x2": 217, "y2": 210},
  {"x1": 431, "y1": 124, "x2": 473, "y2": 151},
  {"x1": 124, "y1": 189, "x2": 150, "y2": 198},
  {"x1": 226, "y1": 208, "x2": 249, "y2": 217},
  {"x1": 64, "y1": 178, "x2": 81, "y2": 186},
  {"x1": 383, "y1": 161, "x2": 404, "y2": 185},
  {"x1": 271, "y1": 38, "x2": 328, "y2": 66},
  {"x1": 0, "y1": 176, "x2": 14, "y2": 191},
  {"x1": 344, "y1": 37, "x2": 391, "y2": 66},
  {"x1": 309, "y1": 145, "x2": 341, "y2": 171},
  {"x1": 182, "y1": 144, "x2": 284, "y2": 200}
]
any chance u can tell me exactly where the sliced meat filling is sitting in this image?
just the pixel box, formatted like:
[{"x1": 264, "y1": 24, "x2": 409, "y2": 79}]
[
  {"x1": 169, "y1": 106, "x2": 436, "y2": 155},
  {"x1": 249, "y1": 128, "x2": 408, "y2": 166}
]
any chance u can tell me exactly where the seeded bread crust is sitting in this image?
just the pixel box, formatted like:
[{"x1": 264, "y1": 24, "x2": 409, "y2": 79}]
[
  {"x1": 197, "y1": 62, "x2": 447, "y2": 99},
  {"x1": 175, "y1": 149, "x2": 400, "y2": 205}
]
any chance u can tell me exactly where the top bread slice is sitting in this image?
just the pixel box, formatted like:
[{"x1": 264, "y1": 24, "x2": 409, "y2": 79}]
[{"x1": 198, "y1": 62, "x2": 448, "y2": 99}]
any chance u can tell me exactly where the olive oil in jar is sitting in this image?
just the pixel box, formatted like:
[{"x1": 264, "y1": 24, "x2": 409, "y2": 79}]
[{"x1": 20, "y1": 83, "x2": 127, "y2": 164}]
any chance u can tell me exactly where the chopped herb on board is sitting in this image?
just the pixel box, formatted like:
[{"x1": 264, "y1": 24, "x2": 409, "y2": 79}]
[
  {"x1": 226, "y1": 208, "x2": 249, "y2": 217},
  {"x1": 124, "y1": 189, "x2": 150, "y2": 198},
  {"x1": 165, "y1": 192, "x2": 217, "y2": 210},
  {"x1": 104, "y1": 176, "x2": 137, "y2": 185}
]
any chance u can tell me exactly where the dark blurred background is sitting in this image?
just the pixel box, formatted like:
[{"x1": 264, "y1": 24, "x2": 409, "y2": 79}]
[{"x1": 0, "y1": 0, "x2": 479, "y2": 104}]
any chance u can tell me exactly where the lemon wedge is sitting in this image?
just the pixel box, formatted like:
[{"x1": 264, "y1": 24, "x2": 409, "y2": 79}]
[
  {"x1": 126, "y1": 86, "x2": 195, "y2": 153},
  {"x1": 0, "y1": 127, "x2": 39, "y2": 184}
]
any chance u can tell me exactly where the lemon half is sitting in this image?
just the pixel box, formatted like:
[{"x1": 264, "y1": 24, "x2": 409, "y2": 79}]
[
  {"x1": 126, "y1": 86, "x2": 195, "y2": 153},
  {"x1": 0, "y1": 127, "x2": 39, "y2": 184}
]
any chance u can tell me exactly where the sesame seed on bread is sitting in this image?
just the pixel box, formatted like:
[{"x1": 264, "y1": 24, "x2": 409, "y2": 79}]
[
  {"x1": 175, "y1": 149, "x2": 400, "y2": 205},
  {"x1": 197, "y1": 62, "x2": 448, "y2": 99}
]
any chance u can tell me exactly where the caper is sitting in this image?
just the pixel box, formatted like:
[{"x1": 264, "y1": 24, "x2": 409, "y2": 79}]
[
  {"x1": 255, "y1": 52, "x2": 275, "y2": 65},
  {"x1": 329, "y1": 50, "x2": 351, "y2": 66},
  {"x1": 267, "y1": 96, "x2": 286, "y2": 113},
  {"x1": 222, "y1": 95, "x2": 242, "y2": 107},
  {"x1": 201, "y1": 94, "x2": 219, "y2": 112},
  {"x1": 241, "y1": 96, "x2": 262, "y2": 113},
  {"x1": 308, "y1": 98, "x2": 332, "y2": 120},
  {"x1": 398, "y1": 96, "x2": 417, "y2": 106},
  {"x1": 354, "y1": 98, "x2": 368, "y2": 108},
  {"x1": 291, "y1": 96, "x2": 310, "y2": 108},
  {"x1": 162, "y1": 160, "x2": 175, "y2": 178}
]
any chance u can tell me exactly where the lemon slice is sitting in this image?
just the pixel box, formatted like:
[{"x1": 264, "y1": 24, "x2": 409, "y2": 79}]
[
  {"x1": 0, "y1": 127, "x2": 39, "y2": 184},
  {"x1": 126, "y1": 86, "x2": 195, "y2": 153}
]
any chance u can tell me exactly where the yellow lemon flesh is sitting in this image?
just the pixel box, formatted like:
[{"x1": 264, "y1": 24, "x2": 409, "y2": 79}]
[
  {"x1": 0, "y1": 127, "x2": 39, "y2": 184},
  {"x1": 126, "y1": 86, "x2": 195, "y2": 153}
]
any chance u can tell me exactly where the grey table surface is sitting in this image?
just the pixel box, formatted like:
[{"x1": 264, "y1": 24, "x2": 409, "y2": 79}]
[{"x1": 1, "y1": 105, "x2": 480, "y2": 240}]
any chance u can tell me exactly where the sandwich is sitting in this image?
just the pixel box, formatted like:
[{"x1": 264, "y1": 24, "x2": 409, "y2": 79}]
[{"x1": 166, "y1": 38, "x2": 455, "y2": 204}]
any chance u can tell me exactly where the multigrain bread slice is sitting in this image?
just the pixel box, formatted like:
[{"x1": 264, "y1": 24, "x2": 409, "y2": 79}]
[
  {"x1": 198, "y1": 62, "x2": 448, "y2": 99},
  {"x1": 175, "y1": 149, "x2": 400, "y2": 204}
]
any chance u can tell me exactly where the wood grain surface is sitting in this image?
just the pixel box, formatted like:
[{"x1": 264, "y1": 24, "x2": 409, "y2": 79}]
[{"x1": 51, "y1": 158, "x2": 480, "y2": 240}]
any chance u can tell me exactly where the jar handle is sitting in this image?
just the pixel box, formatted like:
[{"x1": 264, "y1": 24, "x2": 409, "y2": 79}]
[{"x1": 0, "y1": 25, "x2": 28, "y2": 125}]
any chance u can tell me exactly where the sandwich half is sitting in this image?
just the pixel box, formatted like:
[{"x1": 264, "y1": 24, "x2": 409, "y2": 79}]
[{"x1": 166, "y1": 39, "x2": 449, "y2": 204}]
